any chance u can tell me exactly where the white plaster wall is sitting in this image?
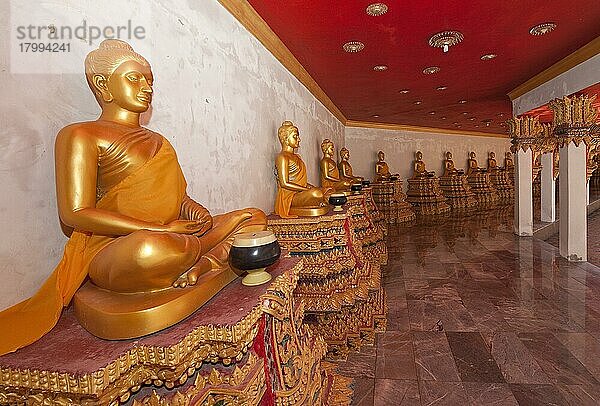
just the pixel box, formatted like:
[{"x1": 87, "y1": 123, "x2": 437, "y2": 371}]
[
  {"x1": 0, "y1": 0, "x2": 343, "y2": 310},
  {"x1": 512, "y1": 53, "x2": 600, "y2": 115},
  {"x1": 345, "y1": 127, "x2": 511, "y2": 183}
]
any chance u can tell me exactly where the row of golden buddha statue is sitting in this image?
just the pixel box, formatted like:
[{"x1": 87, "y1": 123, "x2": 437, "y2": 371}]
[{"x1": 0, "y1": 40, "x2": 358, "y2": 405}]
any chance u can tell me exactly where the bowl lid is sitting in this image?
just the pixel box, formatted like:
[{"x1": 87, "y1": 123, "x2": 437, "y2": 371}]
[
  {"x1": 232, "y1": 230, "x2": 277, "y2": 247},
  {"x1": 330, "y1": 192, "x2": 346, "y2": 197}
]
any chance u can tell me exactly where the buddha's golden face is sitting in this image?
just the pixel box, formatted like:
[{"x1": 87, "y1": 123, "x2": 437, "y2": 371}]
[
  {"x1": 105, "y1": 60, "x2": 154, "y2": 113},
  {"x1": 341, "y1": 149, "x2": 349, "y2": 160},
  {"x1": 324, "y1": 142, "x2": 334, "y2": 156},
  {"x1": 378, "y1": 152, "x2": 385, "y2": 161},
  {"x1": 416, "y1": 151, "x2": 423, "y2": 160},
  {"x1": 286, "y1": 128, "x2": 300, "y2": 149},
  {"x1": 446, "y1": 152, "x2": 453, "y2": 160}
]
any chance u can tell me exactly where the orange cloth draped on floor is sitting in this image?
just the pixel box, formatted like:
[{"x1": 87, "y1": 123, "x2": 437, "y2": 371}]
[
  {"x1": 0, "y1": 141, "x2": 186, "y2": 355},
  {"x1": 275, "y1": 158, "x2": 308, "y2": 218}
]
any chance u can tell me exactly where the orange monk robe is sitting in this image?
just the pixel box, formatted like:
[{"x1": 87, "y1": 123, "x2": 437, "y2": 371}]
[
  {"x1": 275, "y1": 155, "x2": 310, "y2": 218},
  {"x1": 0, "y1": 141, "x2": 186, "y2": 355}
]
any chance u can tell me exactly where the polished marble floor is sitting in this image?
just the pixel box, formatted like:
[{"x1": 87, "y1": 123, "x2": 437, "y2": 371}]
[{"x1": 340, "y1": 205, "x2": 600, "y2": 405}]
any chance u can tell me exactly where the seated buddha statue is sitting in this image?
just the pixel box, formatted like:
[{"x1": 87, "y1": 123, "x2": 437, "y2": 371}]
[
  {"x1": 467, "y1": 151, "x2": 485, "y2": 176},
  {"x1": 275, "y1": 121, "x2": 331, "y2": 218},
  {"x1": 487, "y1": 151, "x2": 499, "y2": 172},
  {"x1": 375, "y1": 150, "x2": 399, "y2": 181},
  {"x1": 412, "y1": 151, "x2": 435, "y2": 178},
  {"x1": 442, "y1": 151, "x2": 464, "y2": 177},
  {"x1": 0, "y1": 39, "x2": 268, "y2": 353},
  {"x1": 320, "y1": 139, "x2": 352, "y2": 192},
  {"x1": 504, "y1": 152, "x2": 514, "y2": 170},
  {"x1": 338, "y1": 147, "x2": 364, "y2": 183}
]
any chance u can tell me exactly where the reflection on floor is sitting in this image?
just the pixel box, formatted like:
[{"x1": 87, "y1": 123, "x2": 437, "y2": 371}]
[
  {"x1": 337, "y1": 204, "x2": 600, "y2": 405},
  {"x1": 547, "y1": 209, "x2": 600, "y2": 268}
]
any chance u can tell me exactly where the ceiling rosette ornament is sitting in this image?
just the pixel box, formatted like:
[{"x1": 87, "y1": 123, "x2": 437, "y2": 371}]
[
  {"x1": 507, "y1": 115, "x2": 543, "y2": 153},
  {"x1": 549, "y1": 94, "x2": 599, "y2": 148}
]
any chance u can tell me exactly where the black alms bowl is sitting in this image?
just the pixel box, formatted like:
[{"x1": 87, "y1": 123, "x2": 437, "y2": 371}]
[
  {"x1": 389, "y1": 175, "x2": 399, "y2": 181},
  {"x1": 351, "y1": 183, "x2": 363, "y2": 192},
  {"x1": 329, "y1": 193, "x2": 347, "y2": 206},
  {"x1": 229, "y1": 231, "x2": 281, "y2": 276},
  {"x1": 361, "y1": 180, "x2": 371, "y2": 187}
]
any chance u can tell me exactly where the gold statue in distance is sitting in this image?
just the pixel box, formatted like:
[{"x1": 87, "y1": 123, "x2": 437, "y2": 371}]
[
  {"x1": 467, "y1": 151, "x2": 485, "y2": 176},
  {"x1": 320, "y1": 139, "x2": 353, "y2": 192},
  {"x1": 375, "y1": 150, "x2": 399, "y2": 181},
  {"x1": 0, "y1": 39, "x2": 268, "y2": 351},
  {"x1": 338, "y1": 147, "x2": 364, "y2": 183},
  {"x1": 275, "y1": 121, "x2": 331, "y2": 218},
  {"x1": 504, "y1": 152, "x2": 514, "y2": 170},
  {"x1": 487, "y1": 151, "x2": 498, "y2": 171},
  {"x1": 442, "y1": 151, "x2": 464, "y2": 177},
  {"x1": 412, "y1": 151, "x2": 435, "y2": 178}
]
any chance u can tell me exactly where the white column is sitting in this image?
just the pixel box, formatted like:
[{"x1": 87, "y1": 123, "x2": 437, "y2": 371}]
[
  {"x1": 587, "y1": 181, "x2": 590, "y2": 205},
  {"x1": 540, "y1": 152, "x2": 556, "y2": 222},
  {"x1": 559, "y1": 143, "x2": 587, "y2": 261},
  {"x1": 514, "y1": 148, "x2": 533, "y2": 236}
]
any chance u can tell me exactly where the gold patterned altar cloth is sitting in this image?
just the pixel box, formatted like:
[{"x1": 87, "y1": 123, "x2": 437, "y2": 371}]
[
  {"x1": 267, "y1": 194, "x2": 387, "y2": 359},
  {"x1": 0, "y1": 257, "x2": 352, "y2": 406}
]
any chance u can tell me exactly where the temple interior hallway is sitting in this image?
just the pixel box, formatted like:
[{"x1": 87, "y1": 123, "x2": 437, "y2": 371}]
[{"x1": 338, "y1": 205, "x2": 600, "y2": 405}]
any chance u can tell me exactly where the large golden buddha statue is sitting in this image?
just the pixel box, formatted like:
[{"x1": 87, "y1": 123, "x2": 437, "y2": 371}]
[
  {"x1": 412, "y1": 151, "x2": 435, "y2": 178},
  {"x1": 320, "y1": 139, "x2": 352, "y2": 192},
  {"x1": 375, "y1": 150, "x2": 399, "y2": 181},
  {"x1": 442, "y1": 151, "x2": 464, "y2": 177},
  {"x1": 0, "y1": 40, "x2": 267, "y2": 353},
  {"x1": 275, "y1": 121, "x2": 330, "y2": 218},
  {"x1": 338, "y1": 147, "x2": 364, "y2": 183}
]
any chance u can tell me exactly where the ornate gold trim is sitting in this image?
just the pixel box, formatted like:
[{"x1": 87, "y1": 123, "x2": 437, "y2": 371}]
[
  {"x1": 216, "y1": 0, "x2": 346, "y2": 123},
  {"x1": 508, "y1": 36, "x2": 600, "y2": 100},
  {"x1": 0, "y1": 262, "x2": 304, "y2": 406},
  {"x1": 346, "y1": 120, "x2": 509, "y2": 139}
]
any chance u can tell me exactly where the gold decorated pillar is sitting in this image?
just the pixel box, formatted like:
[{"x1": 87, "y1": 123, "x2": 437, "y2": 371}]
[
  {"x1": 508, "y1": 116, "x2": 542, "y2": 236},
  {"x1": 539, "y1": 123, "x2": 558, "y2": 222},
  {"x1": 549, "y1": 94, "x2": 598, "y2": 261}
]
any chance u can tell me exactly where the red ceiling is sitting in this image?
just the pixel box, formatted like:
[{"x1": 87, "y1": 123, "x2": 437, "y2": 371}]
[{"x1": 246, "y1": 0, "x2": 600, "y2": 134}]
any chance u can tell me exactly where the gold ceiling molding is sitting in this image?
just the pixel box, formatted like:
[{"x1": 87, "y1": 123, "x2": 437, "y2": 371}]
[
  {"x1": 217, "y1": 0, "x2": 346, "y2": 123},
  {"x1": 346, "y1": 120, "x2": 509, "y2": 139},
  {"x1": 508, "y1": 36, "x2": 600, "y2": 101}
]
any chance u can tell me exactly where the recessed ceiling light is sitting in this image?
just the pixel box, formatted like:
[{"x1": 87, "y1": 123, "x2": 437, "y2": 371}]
[
  {"x1": 529, "y1": 22, "x2": 557, "y2": 36},
  {"x1": 399, "y1": 89, "x2": 410, "y2": 94},
  {"x1": 372, "y1": 114, "x2": 380, "y2": 118},
  {"x1": 468, "y1": 117, "x2": 476, "y2": 121},
  {"x1": 497, "y1": 112, "x2": 505, "y2": 117},
  {"x1": 482, "y1": 119, "x2": 492, "y2": 126},
  {"x1": 429, "y1": 111, "x2": 436, "y2": 115},
  {"x1": 456, "y1": 124, "x2": 462, "y2": 128},
  {"x1": 429, "y1": 30, "x2": 464, "y2": 53},
  {"x1": 459, "y1": 99, "x2": 467, "y2": 104},
  {"x1": 422, "y1": 66, "x2": 440, "y2": 75},
  {"x1": 475, "y1": 125, "x2": 480, "y2": 128},
  {"x1": 414, "y1": 100, "x2": 422, "y2": 105},
  {"x1": 436, "y1": 85, "x2": 448, "y2": 90},
  {"x1": 481, "y1": 53, "x2": 497, "y2": 60},
  {"x1": 462, "y1": 112, "x2": 469, "y2": 115},
  {"x1": 441, "y1": 116, "x2": 447, "y2": 120},
  {"x1": 343, "y1": 41, "x2": 365, "y2": 53},
  {"x1": 373, "y1": 65, "x2": 388, "y2": 71},
  {"x1": 366, "y1": 3, "x2": 388, "y2": 17}
]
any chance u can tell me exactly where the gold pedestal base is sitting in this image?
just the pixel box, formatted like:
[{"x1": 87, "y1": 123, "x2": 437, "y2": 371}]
[
  {"x1": 241, "y1": 268, "x2": 272, "y2": 286},
  {"x1": 289, "y1": 205, "x2": 330, "y2": 216},
  {"x1": 73, "y1": 268, "x2": 237, "y2": 340}
]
